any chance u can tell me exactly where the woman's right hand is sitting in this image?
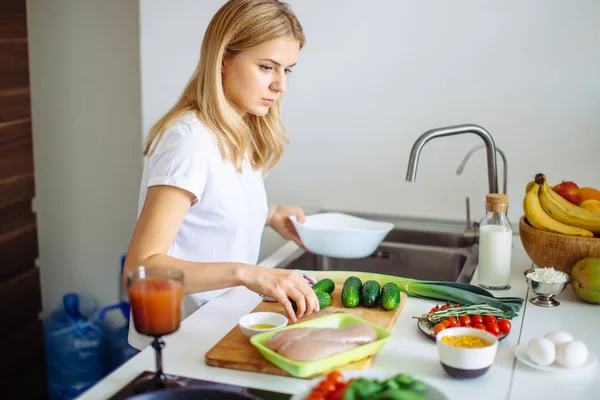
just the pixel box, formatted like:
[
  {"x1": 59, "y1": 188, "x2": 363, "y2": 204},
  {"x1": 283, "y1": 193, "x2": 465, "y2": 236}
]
[{"x1": 239, "y1": 266, "x2": 319, "y2": 322}]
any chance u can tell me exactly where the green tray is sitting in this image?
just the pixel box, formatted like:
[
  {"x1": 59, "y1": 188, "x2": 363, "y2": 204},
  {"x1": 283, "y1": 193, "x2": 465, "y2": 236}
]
[{"x1": 249, "y1": 313, "x2": 391, "y2": 378}]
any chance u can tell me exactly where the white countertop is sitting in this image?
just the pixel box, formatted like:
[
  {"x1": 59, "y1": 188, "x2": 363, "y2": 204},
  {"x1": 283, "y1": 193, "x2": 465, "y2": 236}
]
[{"x1": 79, "y1": 241, "x2": 599, "y2": 400}]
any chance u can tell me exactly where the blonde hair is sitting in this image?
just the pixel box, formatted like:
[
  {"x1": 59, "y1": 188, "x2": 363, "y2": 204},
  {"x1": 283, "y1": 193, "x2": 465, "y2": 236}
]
[{"x1": 143, "y1": 0, "x2": 305, "y2": 174}]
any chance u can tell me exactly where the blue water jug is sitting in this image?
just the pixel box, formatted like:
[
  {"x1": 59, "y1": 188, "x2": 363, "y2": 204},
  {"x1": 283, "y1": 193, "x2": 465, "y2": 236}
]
[
  {"x1": 44, "y1": 293, "x2": 104, "y2": 400},
  {"x1": 99, "y1": 301, "x2": 138, "y2": 375}
]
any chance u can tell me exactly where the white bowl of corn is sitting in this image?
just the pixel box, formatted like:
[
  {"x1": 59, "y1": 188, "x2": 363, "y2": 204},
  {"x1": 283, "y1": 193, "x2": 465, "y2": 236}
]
[{"x1": 436, "y1": 327, "x2": 499, "y2": 379}]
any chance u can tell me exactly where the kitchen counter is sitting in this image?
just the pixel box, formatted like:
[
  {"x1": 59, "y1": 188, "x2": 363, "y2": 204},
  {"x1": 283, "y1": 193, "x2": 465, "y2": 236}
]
[{"x1": 79, "y1": 241, "x2": 599, "y2": 400}]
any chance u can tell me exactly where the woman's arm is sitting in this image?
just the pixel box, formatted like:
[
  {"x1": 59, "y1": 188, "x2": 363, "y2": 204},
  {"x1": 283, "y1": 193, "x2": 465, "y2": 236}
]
[
  {"x1": 124, "y1": 186, "x2": 317, "y2": 321},
  {"x1": 266, "y1": 204, "x2": 305, "y2": 247}
]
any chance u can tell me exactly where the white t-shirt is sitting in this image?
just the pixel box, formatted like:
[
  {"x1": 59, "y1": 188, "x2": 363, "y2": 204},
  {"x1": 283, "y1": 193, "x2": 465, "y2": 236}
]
[{"x1": 128, "y1": 111, "x2": 269, "y2": 350}]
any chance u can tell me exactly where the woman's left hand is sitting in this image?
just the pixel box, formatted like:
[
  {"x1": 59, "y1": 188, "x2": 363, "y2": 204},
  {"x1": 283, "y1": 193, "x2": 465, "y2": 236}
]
[{"x1": 267, "y1": 205, "x2": 305, "y2": 248}]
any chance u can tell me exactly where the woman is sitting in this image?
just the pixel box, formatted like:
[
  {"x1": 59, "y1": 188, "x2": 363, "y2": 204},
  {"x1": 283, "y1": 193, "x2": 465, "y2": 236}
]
[{"x1": 124, "y1": 0, "x2": 318, "y2": 350}]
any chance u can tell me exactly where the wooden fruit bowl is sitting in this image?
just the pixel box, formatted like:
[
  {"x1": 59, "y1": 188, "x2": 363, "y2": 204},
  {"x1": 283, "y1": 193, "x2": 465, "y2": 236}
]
[{"x1": 519, "y1": 215, "x2": 600, "y2": 275}]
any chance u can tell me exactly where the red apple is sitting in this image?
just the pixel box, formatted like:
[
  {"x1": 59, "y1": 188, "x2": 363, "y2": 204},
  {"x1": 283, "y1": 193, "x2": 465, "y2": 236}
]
[{"x1": 552, "y1": 181, "x2": 582, "y2": 205}]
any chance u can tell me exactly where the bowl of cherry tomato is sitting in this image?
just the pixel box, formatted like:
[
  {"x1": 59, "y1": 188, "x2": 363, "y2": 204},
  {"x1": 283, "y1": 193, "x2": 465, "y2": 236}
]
[{"x1": 416, "y1": 303, "x2": 513, "y2": 342}]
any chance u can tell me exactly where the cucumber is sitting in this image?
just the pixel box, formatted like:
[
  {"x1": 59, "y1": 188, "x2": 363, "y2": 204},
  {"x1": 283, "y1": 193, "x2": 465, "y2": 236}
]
[
  {"x1": 311, "y1": 278, "x2": 335, "y2": 294},
  {"x1": 361, "y1": 280, "x2": 381, "y2": 307},
  {"x1": 380, "y1": 282, "x2": 401, "y2": 311},
  {"x1": 342, "y1": 276, "x2": 362, "y2": 308},
  {"x1": 290, "y1": 291, "x2": 332, "y2": 313},
  {"x1": 316, "y1": 291, "x2": 332, "y2": 309}
]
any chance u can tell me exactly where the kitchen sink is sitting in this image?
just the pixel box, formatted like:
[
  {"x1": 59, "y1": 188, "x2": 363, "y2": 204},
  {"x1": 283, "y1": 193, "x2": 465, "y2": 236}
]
[{"x1": 275, "y1": 215, "x2": 479, "y2": 284}]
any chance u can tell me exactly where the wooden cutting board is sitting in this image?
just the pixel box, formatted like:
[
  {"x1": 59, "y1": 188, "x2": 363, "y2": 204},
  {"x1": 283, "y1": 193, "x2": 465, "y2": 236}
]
[{"x1": 205, "y1": 284, "x2": 407, "y2": 378}]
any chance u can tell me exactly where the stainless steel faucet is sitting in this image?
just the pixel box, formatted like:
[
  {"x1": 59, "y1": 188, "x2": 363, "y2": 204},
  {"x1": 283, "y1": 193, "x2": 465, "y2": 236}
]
[
  {"x1": 456, "y1": 144, "x2": 507, "y2": 194},
  {"x1": 405, "y1": 124, "x2": 499, "y2": 193}
]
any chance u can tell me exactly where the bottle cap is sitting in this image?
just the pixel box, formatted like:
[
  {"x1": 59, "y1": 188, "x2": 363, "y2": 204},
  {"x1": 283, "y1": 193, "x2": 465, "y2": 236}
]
[{"x1": 486, "y1": 193, "x2": 508, "y2": 212}]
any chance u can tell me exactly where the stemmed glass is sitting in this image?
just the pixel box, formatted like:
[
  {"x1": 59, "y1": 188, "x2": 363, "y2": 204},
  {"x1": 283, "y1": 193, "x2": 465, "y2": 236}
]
[{"x1": 127, "y1": 265, "x2": 186, "y2": 393}]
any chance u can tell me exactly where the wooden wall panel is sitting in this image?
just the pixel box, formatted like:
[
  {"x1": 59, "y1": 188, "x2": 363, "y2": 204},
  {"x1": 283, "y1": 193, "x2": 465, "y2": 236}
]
[
  {"x1": 0, "y1": 200, "x2": 35, "y2": 236},
  {"x1": 0, "y1": 88, "x2": 30, "y2": 122},
  {"x1": 0, "y1": 41, "x2": 30, "y2": 91},
  {"x1": 0, "y1": 0, "x2": 45, "y2": 395},
  {"x1": 0, "y1": 117, "x2": 31, "y2": 146},
  {"x1": 0, "y1": 224, "x2": 38, "y2": 282},
  {"x1": 0, "y1": 0, "x2": 27, "y2": 39}
]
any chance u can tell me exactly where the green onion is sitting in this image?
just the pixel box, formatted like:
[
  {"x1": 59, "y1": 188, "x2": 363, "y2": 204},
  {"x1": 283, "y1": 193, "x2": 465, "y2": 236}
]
[
  {"x1": 302, "y1": 270, "x2": 524, "y2": 319},
  {"x1": 415, "y1": 304, "x2": 510, "y2": 324}
]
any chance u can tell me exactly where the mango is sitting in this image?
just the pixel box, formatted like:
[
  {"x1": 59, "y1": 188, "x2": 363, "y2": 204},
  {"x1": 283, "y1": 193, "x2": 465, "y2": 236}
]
[
  {"x1": 579, "y1": 199, "x2": 600, "y2": 213},
  {"x1": 571, "y1": 258, "x2": 600, "y2": 305}
]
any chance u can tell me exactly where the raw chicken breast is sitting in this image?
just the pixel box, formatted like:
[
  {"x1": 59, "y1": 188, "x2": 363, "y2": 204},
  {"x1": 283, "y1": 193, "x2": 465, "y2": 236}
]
[
  {"x1": 277, "y1": 338, "x2": 358, "y2": 362},
  {"x1": 310, "y1": 324, "x2": 378, "y2": 344},
  {"x1": 265, "y1": 327, "x2": 316, "y2": 352}
]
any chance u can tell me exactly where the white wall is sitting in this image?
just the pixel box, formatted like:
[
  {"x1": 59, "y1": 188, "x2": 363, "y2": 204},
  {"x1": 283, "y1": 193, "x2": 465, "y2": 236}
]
[
  {"x1": 140, "y1": 0, "x2": 600, "y2": 260},
  {"x1": 27, "y1": 0, "x2": 143, "y2": 315}
]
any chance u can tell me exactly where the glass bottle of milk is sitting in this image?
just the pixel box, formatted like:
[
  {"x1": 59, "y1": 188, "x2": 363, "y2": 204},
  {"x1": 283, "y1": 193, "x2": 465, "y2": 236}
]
[{"x1": 478, "y1": 193, "x2": 512, "y2": 290}]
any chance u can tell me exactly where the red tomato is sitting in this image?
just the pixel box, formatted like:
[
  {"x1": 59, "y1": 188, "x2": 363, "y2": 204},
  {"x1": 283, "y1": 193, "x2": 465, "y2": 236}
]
[
  {"x1": 474, "y1": 323, "x2": 486, "y2": 330},
  {"x1": 498, "y1": 319, "x2": 512, "y2": 334},
  {"x1": 484, "y1": 315, "x2": 497, "y2": 325},
  {"x1": 486, "y1": 322, "x2": 500, "y2": 336},
  {"x1": 454, "y1": 303, "x2": 462, "y2": 308},
  {"x1": 307, "y1": 391, "x2": 325, "y2": 400},
  {"x1": 440, "y1": 319, "x2": 452, "y2": 328},
  {"x1": 450, "y1": 321, "x2": 461, "y2": 328},
  {"x1": 317, "y1": 380, "x2": 337, "y2": 393},
  {"x1": 433, "y1": 323, "x2": 446, "y2": 335},
  {"x1": 459, "y1": 315, "x2": 471, "y2": 326},
  {"x1": 446, "y1": 317, "x2": 458, "y2": 325},
  {"x1": 327, "y1": 371, "x2": 345, "y2": 384},
  {"x1": 328, "y1": 385, "x2": 348, "y2": 400},
  {"x1": 471, "y1": 315, "x2": 483, "y2": 325}
]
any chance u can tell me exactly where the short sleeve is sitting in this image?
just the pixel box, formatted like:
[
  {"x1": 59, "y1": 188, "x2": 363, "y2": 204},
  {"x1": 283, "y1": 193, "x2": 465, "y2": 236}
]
[{"x1": 146, "y1": 123, "x2": 209, "y2": 206}]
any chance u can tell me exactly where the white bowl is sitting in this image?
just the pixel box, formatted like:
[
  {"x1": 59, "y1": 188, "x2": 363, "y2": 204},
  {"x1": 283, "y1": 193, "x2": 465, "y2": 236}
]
[
  {"x1": 238, "y1": 312, "x2": 288, "y2": 338},
  {"x1": 289, "y1": 212, "x2": 394, "y2": 259},
  {"x1": 436, "y1": 327, "x2": 499, "y2": 379}
]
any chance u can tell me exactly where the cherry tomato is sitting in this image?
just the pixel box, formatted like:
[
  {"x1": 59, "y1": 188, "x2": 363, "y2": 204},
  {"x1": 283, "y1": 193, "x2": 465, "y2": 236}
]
[
  {"x1": 454, "y1": 303, "x2": 462, "y2": 308},
  {"x1": 498, "y1": 319, "x2": 512, "y2": 334},
  {"x1": 471, "y1": 315, "x2": 483, "y2": 325},
  {"x1": 484, "y1": 315, "x2": 497, "y2": 325},
  {"x1": 446, "y1": 317, "x2": 458, "y2": 325},
  {"x1": 459, "y1": 315, "x2": 471, "y2": 326},
  {"x1": 329, "y1": 387, "x2": 347, "y2": 400},
  {"x1": 486, "y1": 322, "x2": 500, "y2": 336},
  {"x1": 319, "y1": 380, "x2": 337, "y2": 393},
  {"x1": 450, "y1": 321, "x2": 461, "y2": 328},
  {"x1": 474, "y1": 323, "x2": 486, "y2": 330},
  {"x1": 433, "y1": 323, "x2": 446, "y2": 335},
  {"x1": 327, "y1": 371, "x2": 345, "y2": 384},
  {"x1": 308, "y1": 391, "x2": 326, "y2": 400},
  {"x1": 440, "y1": 319, "x2": 452, "y2": 328}
]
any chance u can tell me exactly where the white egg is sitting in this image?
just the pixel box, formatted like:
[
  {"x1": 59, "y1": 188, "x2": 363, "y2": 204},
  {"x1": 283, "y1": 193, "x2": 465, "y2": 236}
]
[
  {"x1": 526, "y1": 337, "x2": 556, "y2": 366},
  {"x1": 556, "y1": 340, "x2": 588, "y2": 368},
  {"x1": 544, "y1": 331, "x2": 574, "y2": 347}
]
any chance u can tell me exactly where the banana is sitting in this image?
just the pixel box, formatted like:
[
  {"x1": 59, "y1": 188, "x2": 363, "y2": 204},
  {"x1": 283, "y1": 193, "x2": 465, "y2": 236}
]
[
  {"x1": 537, "y1": 174, "x2": 600, "y2": 234},
  {"x1": 523, "y1": 180, "x2": 594, "y2": 237}
]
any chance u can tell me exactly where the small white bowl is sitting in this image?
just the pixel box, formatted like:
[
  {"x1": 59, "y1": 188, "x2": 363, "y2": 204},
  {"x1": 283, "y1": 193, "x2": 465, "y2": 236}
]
[
  {"x1": 238, "y1": 312, "x2": 288, "y2": 338},
  {"x1": 436, "y1": 327, "x2": 499, "y2": 379},
  {"x1": 289, "y1": 212, "x2": 394, "y2": 259}
]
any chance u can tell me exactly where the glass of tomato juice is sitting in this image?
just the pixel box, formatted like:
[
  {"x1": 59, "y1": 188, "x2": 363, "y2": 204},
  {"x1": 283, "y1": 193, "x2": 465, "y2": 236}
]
[{"x1": 127, "y1": 265, "x2": 185, "y2": 393}]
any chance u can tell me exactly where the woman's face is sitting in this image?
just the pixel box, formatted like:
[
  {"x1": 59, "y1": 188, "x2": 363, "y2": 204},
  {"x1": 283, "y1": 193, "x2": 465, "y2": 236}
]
[{"x1": 222, "y1": 35, "x2": 299, "y2": 117}]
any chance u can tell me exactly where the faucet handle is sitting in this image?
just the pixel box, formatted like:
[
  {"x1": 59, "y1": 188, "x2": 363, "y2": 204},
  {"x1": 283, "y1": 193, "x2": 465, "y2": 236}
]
[{"x1": 465, "y1": 197, "x2": 471, "y2": 230}]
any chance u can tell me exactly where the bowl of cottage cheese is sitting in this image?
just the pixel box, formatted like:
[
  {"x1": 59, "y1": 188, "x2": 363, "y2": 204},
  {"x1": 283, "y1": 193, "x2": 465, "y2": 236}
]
[{"x1": 524, "y1": 267, "x2": 570, "y2": 308}]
